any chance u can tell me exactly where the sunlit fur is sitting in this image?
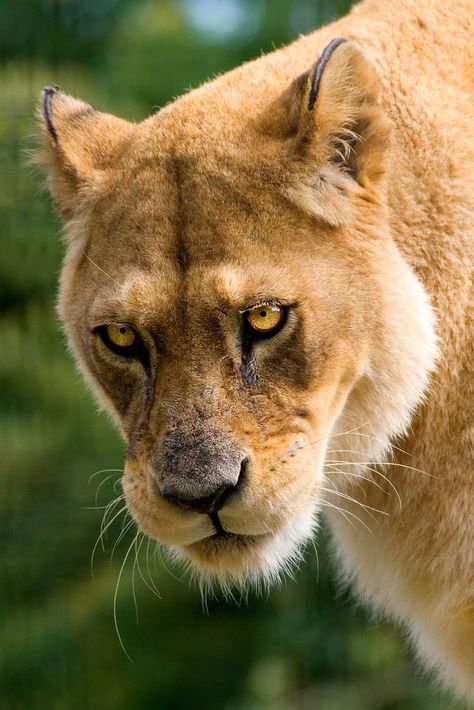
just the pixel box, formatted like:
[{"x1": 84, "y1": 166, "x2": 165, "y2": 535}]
[{"x1": 39, "y1": 0, "x2": 473, "y2": 702}]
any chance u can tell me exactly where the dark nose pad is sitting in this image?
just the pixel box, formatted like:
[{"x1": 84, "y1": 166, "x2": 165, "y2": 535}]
[
  {"x1": 163, "y1": 481, "x2": 236, "y2": 515},
  {"x1": 159, "y1": 456, "x2": 248, "y2": 515}
]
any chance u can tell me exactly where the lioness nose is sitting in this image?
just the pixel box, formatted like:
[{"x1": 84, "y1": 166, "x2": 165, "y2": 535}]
[{"x1": 155, "y1": 429, "x2": 247, "y2": 515}]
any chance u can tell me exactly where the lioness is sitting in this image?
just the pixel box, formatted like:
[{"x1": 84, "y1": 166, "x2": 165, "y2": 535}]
[{"x1": 39, "y1": 0, "x2": 473, "y2": 701}]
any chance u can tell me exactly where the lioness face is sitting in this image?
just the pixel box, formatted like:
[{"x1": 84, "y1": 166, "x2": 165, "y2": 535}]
[
  {"x1": 40, "y1": 42, "x2": 436, "y2": 587},
  {"x1": 62, "y1": 156, "x2": 372, "y2": 584}
]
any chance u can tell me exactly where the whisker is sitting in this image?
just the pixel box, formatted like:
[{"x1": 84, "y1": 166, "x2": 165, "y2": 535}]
[
  {"x1": 113, "y1": 478, "x2": 123, "y2": 495},
  {"x1": 113, "y1": 532, "x2": 139, "y2": 662},
  {"x1": 83, "y1": 501, "x2": 121, "y2": 511},
  {"x1": 320, "y1": 485, "x2": 389, "y2": 517},
  {"x1": 319, "y1": 500, "x2": 375, "y2": 537},
  {"x1": 326, "y1": 455, "x2": 433, "y2": 477},
  {"x1": 132, "y1": 534, "x2": 140, "y2": 627},
  {"x1": 138, "y1": 535, "x2": 161, "y2": 600},
  {"x1": 294, "y1": 422, "x2": 371, "y2": 452},
  {"x1": 93, "y1": 474, "x2": 122, "y2": 507},
  {"x1": 100, "y1": 495, "x2": 126, "y2": 543},
  {"x1": 324, "y1": 465, "x2": 387, "y2": 497},
  {"x1": 358, "y1": 465, "x2": 403, "y2": 510},
  {"x1": 319, "y1": 501, "x2": 358, "y2": 532},
  {"x1": 111, "y1": 517, "x2": 135, "y2": 561},
  {"x1": 90, "y1": 503, "x2": 127, "y2": 580},
  {"x1": 325, "y1": 458, "x2": 421, "y2": 510},
  {"x1": 295, "y1": 422, "x2": 416, "y2": 462},
  {"x1": 158, "y1": 545, "x2": 186, "y2": 585},
  {"x1": 82, "y1": 249, "x2": 122, "y2": 287},
  {"x1": 310, "y1": 538, "x2": 320, "y2": 585},
  {"x1": 335, "y1": 431, "x2": 415, "y2": 459},
  {"x1": 88, "y1": 468, "x2": 123, "y2": 483}
]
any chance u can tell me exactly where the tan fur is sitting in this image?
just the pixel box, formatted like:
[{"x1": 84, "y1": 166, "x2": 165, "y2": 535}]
[{"x1": 39, "y1": 0, "x2": 473, "y2": 701}]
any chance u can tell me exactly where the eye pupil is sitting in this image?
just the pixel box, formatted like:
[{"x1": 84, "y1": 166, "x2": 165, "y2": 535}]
[
  {"x1": 119, "y1": 327, "x2": 127, "y2": 334},
  {"x1": 260, "y1": 310, "x2": 267, "y2": 318}
]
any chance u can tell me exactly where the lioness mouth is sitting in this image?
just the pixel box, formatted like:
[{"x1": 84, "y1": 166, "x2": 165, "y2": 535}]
[
  {"x1": 209, "y1": 512, "x2": 227, "y2": 538},
  {"x1": 207, "y1": 513, "x2": 267, "y2": 543}
]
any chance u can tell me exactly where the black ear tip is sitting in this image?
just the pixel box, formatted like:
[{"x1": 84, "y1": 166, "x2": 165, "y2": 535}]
[
  {"x1": 43, "y1": 84, "x2": 61, "y2": 143},
  {"x1": 308, "y1": 37, "x2": 348, "y2": 111},
  {"x1": 44, "y1": 83, "x2": 60, "y2": 94}
]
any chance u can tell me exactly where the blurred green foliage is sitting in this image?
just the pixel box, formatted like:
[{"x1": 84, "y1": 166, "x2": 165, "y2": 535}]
[{"x1": 0, "y1": 1, "x2": 464, "y2": 708}]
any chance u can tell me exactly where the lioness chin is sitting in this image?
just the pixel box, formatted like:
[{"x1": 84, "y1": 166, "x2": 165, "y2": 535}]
[{"x1": 38, "y1": 0, "x2": 473, "y2": 702}]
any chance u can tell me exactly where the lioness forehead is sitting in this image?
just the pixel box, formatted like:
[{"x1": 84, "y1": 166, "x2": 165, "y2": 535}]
[
  {"x1": 83, "y1": 126, "x2": 339, "y2": 311},
  {"x1": 98, "y1": 145, "x2": 310, "y2": 259}
]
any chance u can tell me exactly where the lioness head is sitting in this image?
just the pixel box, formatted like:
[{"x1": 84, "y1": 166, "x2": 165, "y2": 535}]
[{"x1": 39, "y1": 41, "x2": 436, "y2": 589}]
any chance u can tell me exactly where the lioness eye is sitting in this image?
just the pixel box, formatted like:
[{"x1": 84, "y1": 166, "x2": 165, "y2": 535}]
[
  {"x1": 96, "y1": 323, "x2": 143, "y2": 359},
  {"x1": 245, "y1": 304, "x2": 285, "y2": 336},
  {"x1": 95, "y1": 323, "x2": 149, "y2": 366},
  {"x1": 106, "y1": 324, "x2": 136, "y2": 348}
]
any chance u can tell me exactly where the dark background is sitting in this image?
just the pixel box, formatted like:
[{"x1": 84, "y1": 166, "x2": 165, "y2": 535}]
[{"x1": 0, "y1": 1, "x2": 464, "y2": 708}]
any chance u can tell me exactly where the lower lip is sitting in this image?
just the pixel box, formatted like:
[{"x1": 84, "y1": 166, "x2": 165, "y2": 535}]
[
  {"x1": 195, "y1": 530, "x2": 269, "y2": 547},
  {"x1": 208, "y1": 512, "x2": 269, "y2": 542}
]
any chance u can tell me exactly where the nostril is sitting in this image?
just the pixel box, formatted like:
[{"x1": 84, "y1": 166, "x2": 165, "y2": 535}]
[{"x1": 164, "y1": 483, "x2": 232, "y2": 515}]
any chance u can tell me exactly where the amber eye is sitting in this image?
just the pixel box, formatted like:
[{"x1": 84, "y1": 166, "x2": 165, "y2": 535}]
[
  {"x1": 245, "y1": 304, "x2": 285, "y2": 336},
  {"x1": 106, "y1": 324, "x2": 136, "y2": 348},
  {"x1": 95, "y1": 322, "x2": 148, "y2": 364}
]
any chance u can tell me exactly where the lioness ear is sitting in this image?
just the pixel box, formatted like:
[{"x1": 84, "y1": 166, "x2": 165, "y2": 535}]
[
  {"x1": 38, "y1": 85, "x2": 135, "y2": 218},
  {"x1": 281, "y1": 39, "x2": 390, "y2": 224}
]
